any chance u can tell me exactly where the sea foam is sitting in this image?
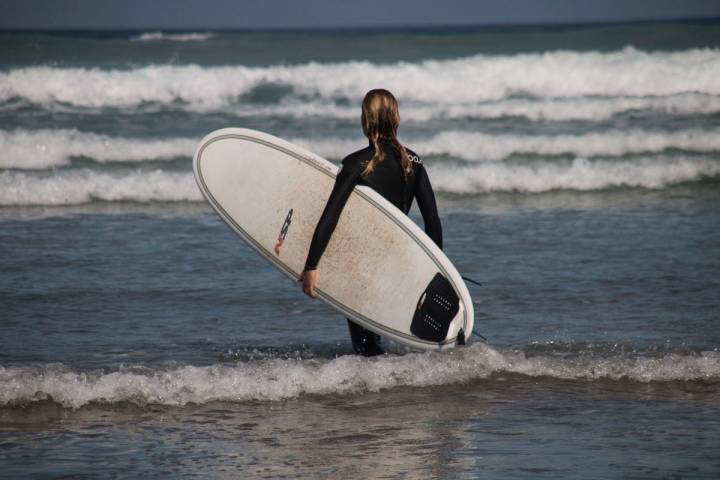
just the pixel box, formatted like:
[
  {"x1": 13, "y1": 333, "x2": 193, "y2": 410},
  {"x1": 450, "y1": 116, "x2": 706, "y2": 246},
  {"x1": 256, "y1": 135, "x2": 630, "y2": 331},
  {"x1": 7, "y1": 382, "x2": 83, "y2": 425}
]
[
  {"x1": 0, "y1": 129, "x2": 196, "y2": 169},
  {"x1": 5, "y1": 93, "x2": 719, "y2": 122},
  {"x1": 1, "y1": 344, "x2": 718, "y2": 409},
  {"x1": 3, "y1": 127, "x2": 720, "y2": 170},
  {"x1": 295, "y1": 128, "x2": 720, "y2": 162},
  {"x1": 129, "y1": 32, "x2": 216, "y2": 42},
  {"x1": 0, "y1": 169, "x2": 201, "y2": 206},
  {"x1": 427, "y1": 156, "x2": 720, "y2": 194},
  {"x1": 2, "y1": 48, "x2": 718, "y2": 111},
  {"x1": 1, "y1": 154, "x2": 718, "y2": 206}
]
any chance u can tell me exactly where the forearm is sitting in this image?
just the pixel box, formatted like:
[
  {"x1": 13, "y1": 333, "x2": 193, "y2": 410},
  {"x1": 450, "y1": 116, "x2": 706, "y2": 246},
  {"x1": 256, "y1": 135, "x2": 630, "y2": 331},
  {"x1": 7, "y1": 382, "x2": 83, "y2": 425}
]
[
  {"x1": 424, "y1": 215, "x2": 443, "y2": 250},
  {"x1": 304, "y1": 207, "x2": 341, "y2": 270},
  {"x1": 415, "y1": 164, "x2": 443, "y2": 250},
  {"x1": 303, "y1": 162, "x2": 358, "y2": 270}
]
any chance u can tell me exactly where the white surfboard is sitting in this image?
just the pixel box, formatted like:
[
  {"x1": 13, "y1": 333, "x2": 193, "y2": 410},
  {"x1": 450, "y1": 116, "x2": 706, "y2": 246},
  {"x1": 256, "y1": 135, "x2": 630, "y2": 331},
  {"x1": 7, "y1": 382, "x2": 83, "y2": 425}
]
[{"x1": 193, "y1": 128, "x2": 474, "y2": 351}]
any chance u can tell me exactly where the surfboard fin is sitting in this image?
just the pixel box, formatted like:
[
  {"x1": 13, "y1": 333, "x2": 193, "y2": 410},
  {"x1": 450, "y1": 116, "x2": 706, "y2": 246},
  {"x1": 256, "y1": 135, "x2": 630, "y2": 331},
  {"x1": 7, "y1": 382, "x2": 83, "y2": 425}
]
[{"x1": 457, "y1": 329, "x2": 466, "y2": 346}]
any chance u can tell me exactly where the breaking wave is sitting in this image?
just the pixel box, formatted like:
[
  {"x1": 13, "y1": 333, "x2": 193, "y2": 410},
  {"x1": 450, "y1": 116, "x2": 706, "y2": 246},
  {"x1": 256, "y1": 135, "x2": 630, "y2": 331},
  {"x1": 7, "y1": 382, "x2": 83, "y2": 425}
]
[
  {"x1": 3, "y1": 127, "x2": 720, "y2": 170},
  {"x1": 1, "y1": 344, "x2": 718, "y2": 409},
  {"x1": 428, "y1": 156, "x2": 720, "y2": 194},
  {"x1": 0, "y1": 169, "x2": 201, "y2": 206},
  {"x1": 239, "y1": 93, "x2": 720, "y2": 122},
  {"x1": 1, "y1": 155, "x2": 718, "y2": 206},
  {"x1": 5, "y1": 94, "x2": 720, "y2": 122},
  {"x1": 129, "y1": 32, "x2": 216, "y2": 42},
  {"x1": 1, "y1": 48, "x2": 718, "y2": 113},
  {"x1": 295, "y1": 128, "x2": 720, "y2": 162},
  {"x1": 0, "y1": 129, "x2": 196, "y2": 169}
]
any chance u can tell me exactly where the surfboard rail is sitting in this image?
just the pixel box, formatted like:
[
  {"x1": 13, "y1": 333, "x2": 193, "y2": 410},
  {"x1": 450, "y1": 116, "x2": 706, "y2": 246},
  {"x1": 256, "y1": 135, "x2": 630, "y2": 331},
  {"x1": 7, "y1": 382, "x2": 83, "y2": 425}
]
[{"x1": 193, "y1": 128, "x2": 474, "y2": 351}]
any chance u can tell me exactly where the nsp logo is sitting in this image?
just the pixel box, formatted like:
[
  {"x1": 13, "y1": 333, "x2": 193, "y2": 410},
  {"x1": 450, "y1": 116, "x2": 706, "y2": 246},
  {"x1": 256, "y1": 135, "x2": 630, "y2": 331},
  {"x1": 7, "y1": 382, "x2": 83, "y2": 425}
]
[{"x1": 274, "y1": 208, "x2": 293, "y2": 256}]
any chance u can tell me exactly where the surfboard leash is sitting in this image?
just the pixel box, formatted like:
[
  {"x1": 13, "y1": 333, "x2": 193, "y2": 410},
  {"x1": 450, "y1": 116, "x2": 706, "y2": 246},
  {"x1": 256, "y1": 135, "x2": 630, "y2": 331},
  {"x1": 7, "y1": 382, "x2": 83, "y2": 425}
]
[
  {"x1": 459, "y1": 275, "x2": 487, "y2": 341},
  {"x1": 472, "y1": 329, "x2": 487, "y2": 341}
]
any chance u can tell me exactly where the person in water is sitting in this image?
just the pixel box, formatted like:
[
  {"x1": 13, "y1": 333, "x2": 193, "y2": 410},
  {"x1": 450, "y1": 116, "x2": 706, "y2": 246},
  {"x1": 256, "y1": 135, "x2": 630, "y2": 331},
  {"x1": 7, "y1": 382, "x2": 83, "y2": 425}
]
[{"x1": 300, "y1": 88, "x2": 443, "y2": 356}]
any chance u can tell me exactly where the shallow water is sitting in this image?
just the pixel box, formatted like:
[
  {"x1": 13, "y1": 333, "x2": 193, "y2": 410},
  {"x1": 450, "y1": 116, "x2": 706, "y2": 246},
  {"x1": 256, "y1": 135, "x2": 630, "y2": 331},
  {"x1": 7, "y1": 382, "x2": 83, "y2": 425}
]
[
  {"x1": 2, "y1": 378, "x2": 719, "y2": 479},
  {"x1": 2, "y1": 196, "x2": 719, "y2": 478}
]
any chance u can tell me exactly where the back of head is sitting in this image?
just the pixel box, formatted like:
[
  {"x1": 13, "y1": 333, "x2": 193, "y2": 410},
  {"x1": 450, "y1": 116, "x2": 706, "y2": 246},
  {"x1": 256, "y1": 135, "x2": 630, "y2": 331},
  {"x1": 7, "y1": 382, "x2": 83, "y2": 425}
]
[
  {"x1": 361, "y1": 89, "x2": 412, "y2": 177},
  {"x1": 362, "y1": 89, "x2": 400, "y2": 141}
]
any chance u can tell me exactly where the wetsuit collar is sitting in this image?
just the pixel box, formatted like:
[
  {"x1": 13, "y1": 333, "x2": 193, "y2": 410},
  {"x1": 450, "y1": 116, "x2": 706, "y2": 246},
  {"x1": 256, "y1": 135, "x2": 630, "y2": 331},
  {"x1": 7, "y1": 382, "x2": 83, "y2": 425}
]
[{"x1": 368, "y1": 138, "x2": 394, "y2": 147}]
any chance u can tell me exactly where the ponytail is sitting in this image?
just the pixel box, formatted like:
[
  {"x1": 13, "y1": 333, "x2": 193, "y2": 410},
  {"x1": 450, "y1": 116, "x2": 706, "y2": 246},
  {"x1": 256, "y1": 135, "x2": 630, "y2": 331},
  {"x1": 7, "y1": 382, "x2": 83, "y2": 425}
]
[{"x1": 360, "y1": 89, "x2": 413, "y2": 178}]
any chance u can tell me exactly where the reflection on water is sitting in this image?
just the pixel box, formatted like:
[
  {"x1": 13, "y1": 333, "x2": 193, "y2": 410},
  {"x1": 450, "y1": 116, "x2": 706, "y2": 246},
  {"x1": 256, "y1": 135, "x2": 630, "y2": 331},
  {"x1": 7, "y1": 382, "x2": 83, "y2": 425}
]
[{"x1": 2, "y1": 378, "x2": 719, "y2": 478}]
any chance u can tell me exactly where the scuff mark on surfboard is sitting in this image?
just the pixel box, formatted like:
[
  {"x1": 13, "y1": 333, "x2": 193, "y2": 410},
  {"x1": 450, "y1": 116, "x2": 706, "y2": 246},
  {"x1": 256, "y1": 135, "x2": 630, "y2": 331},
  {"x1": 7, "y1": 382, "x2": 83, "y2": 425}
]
[{"x1": 192, "y1": 128, "x2": 473, "y2": 351}]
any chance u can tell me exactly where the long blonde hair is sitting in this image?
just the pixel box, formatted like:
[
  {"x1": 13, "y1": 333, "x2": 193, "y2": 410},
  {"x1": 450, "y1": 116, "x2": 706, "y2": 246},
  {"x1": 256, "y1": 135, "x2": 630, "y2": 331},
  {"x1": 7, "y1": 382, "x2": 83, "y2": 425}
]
[{"x1": 360, "y1": 89, "x2": 413, "y2": 177}]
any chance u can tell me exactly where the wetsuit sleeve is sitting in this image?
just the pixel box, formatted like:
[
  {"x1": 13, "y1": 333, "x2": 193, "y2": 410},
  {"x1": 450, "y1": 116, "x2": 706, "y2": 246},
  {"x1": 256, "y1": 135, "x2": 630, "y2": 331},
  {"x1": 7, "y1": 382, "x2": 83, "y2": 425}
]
[
  {"x1": 303, "y1": 159, "x2": 362, "y2": 270},
  {"x1": 415, "y1": 164, "x2": 443, "y2": 250}
]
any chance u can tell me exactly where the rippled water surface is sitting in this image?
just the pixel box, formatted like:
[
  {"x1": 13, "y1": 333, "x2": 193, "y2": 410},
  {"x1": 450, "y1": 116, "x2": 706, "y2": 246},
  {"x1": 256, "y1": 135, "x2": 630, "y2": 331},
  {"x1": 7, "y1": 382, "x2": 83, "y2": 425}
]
[{"x1": 1, "y1": 20, "x2": 720, "y2": 479}]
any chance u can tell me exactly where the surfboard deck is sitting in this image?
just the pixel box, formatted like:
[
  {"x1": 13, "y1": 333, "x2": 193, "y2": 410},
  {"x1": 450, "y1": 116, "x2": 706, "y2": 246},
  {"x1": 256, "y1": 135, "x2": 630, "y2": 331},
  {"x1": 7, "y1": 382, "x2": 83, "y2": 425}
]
[{"x1": 193, "y1": 128, "x2": 474, "y2": 351}]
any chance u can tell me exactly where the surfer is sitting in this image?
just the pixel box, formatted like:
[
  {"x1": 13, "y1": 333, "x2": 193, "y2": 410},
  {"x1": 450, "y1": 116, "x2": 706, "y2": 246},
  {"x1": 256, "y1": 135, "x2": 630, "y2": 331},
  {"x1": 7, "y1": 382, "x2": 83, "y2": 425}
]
[{"x1": 300, "y1": 89, "x2": 443, "y2": 356}]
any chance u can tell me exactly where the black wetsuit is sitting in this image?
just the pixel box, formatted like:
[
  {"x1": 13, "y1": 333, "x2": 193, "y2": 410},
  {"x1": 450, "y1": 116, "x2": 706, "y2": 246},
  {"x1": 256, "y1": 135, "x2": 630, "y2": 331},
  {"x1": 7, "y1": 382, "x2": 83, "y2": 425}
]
[{"x1": 304, "y1": 138, "x2": 443, "y2": 356}]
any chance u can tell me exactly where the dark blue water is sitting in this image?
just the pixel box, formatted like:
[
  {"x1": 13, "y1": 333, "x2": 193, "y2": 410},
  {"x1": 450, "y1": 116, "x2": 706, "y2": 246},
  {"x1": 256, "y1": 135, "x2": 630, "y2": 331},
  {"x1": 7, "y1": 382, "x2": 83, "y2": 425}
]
[{"x1": 1, "y1": 21, "x2": 720, "y2": 479}]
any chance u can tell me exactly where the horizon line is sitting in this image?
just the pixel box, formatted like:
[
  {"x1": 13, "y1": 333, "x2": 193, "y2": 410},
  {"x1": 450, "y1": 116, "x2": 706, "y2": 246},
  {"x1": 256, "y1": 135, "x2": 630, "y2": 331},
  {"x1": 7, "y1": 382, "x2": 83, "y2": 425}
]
[{"x1": 1, "y1": 15, "x2": 719, "y2": 33}]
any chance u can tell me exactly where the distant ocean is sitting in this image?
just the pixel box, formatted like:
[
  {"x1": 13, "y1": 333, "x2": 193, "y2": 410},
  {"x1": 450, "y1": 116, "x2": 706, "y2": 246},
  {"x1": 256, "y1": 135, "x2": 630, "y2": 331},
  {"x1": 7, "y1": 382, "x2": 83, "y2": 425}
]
[{"x1": 1, "y1": 21, "x2": 719, "y2": 479}]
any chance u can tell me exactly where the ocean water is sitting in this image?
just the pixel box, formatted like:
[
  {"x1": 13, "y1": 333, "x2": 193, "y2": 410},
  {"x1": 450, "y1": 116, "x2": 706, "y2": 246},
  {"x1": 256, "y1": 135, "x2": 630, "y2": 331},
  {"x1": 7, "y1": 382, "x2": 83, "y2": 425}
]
[{"x1": 1, "y1": 21, "x2": 720, "y2": 479}]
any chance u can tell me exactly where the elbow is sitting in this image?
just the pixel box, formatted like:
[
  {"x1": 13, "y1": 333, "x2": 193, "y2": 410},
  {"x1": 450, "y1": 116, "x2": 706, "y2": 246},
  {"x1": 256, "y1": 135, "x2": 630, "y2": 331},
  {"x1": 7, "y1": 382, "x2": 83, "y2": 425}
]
[{"x1": 426, "y1": 218, "x2": 443, "y2": 250}]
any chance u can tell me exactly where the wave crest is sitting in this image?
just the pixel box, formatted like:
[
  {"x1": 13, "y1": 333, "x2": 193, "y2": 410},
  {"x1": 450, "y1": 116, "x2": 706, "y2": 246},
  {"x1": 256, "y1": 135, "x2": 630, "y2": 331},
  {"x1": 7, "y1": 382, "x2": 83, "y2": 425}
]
[
  {"x1": 129, "y1": 32, "x2": 216, "y2": 42},
  {"x1": 1, "y1": 154, "x2": 718, "y2": 206},
  {"x1": 0, "y1": 169, "x2": 201, "y2": 206},
  {"x1": 2, "y1": 48, "x2": 718, "y2": 111},
  {"x1": 0, "y1": 129, "x2": 195, "y2": 169},
  {"x1": 297, "y1": 128, "x2": 720, "y2": 162},
  {"x1": 1, "y1": 344, "x2": 718, "y2": 409},
  {"x1": 4, "y1": 128, "x2": 720, "y2": 171},
  {"x1": 428, "y1": 156, "x2": 720, "y2": 194}
]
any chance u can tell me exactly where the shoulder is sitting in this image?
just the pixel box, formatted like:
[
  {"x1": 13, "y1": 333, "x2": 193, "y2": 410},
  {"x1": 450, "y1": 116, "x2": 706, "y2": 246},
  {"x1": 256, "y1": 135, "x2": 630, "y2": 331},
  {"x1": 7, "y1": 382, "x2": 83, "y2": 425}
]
[
  {"x1": 405, "y1": 147, "x2": 424, "y2": 176},
  {"x1": 340, "y1": 145, "x2": 372, "y2": 171},
  {"x1": 342, "y1": 145, "x2": 372, "y2": 167},
  {"x1": 405, "y1": 146, "x2": 429, "y2": 182},
  {"x1": 337, "y1": 145, "x2": 371, "y2": 177},
  {"x1": 405, "y1": 147, "x2": 422, "y2": 166}
]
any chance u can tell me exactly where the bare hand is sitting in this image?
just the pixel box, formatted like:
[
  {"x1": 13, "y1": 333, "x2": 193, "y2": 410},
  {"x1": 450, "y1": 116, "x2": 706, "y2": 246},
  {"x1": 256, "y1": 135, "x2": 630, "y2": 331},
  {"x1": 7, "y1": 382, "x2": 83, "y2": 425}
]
[{"x1": 300, "y1": 269, "x2": 319, "y2": 298}]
